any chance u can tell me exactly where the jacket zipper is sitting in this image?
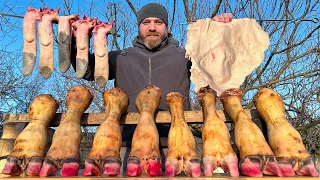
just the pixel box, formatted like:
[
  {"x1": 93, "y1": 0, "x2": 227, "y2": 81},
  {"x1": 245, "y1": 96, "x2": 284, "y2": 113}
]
[{"x1": 148, "y1": 54, "x2": 152, "y2": 84}]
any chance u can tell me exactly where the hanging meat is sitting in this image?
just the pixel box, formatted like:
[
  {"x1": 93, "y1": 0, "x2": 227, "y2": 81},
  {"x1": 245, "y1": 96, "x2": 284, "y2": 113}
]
[
  {"x1": 71, "y1": 15, "x2": 97, "y2": 79},
  {"x1": 22, "y1": 7, "x2": 40, "y2": 77},
  {"x1": 39, "y1": 85, "x2": 93, "y2": 177},
  {"x1": 220, "y1": 88, "x2": 283, "y2": 177},
  {"x1": 83, "y1": 88, "x2": 128, "y2": 176},
  {"x1": 165, "y1": 92, "x2": 201, "y2": 177},
  {"x1": 253, "y1": 88, "x2": 319, "y2": 177},
  {"x1": 2, "y1": 95, "x2": 59, "y2": 176},
  {"x1": 93, "y1": 21, "x2": 113, "y2": 87},
  {"x1": 197, "y1": 87, "x2": 239, "y2": 177},
  {"x1": 185, "y1": 18, "x2": 270, "y2": 96},
  {"x1": 58, "y1": 15, "x2": 79, "y2": 73},
  {"x1": 126, "y1": 85, "x2": 162, "y2": 177},
  {"x1": 37, "y1": 7, "x2": 60, "y2": 79}
]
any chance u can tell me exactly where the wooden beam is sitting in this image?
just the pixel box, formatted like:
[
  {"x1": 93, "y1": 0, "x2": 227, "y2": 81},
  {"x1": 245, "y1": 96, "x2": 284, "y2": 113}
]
[
  {"x1": 0, "y1": 173, "x2": 317, "y2": 179},
  {"x1": 1, "y1": 122, "x2": 27, "y2": 139},
  {"x1": 2, "y1": 109, "x2": 260, "y2": 126}
]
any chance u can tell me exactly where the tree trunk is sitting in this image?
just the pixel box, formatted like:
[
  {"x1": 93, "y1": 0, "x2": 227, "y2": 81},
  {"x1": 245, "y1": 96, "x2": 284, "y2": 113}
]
[{"x1": 315, "y1": 137, "x2": 320, "y2": 170}]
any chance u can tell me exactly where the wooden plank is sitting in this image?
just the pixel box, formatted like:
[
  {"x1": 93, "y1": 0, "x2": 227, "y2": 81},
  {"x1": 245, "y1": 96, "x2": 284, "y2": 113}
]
[
  {"x1": 0, "y1": 139, "x2": 15, "y2": 157},
  {"x1": 2, "y1": 109, "x2": 260, "y2": 126},
  {"x1": 2, "y1": 110, "x2": 259, "y2": 125},
  {"x1": 1, "y1": 123, "x2": 27, "y2": 139}
]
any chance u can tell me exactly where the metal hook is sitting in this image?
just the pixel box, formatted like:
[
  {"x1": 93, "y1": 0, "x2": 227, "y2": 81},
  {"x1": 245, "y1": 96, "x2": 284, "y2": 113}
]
[
  {"x1": 180, "y1": 18, "x2": 320, "y2": 25},
  {"x1": 0, "y1": 13, "x2": 24, "y2": 19},
  {"x1": 256, "y1": 18, "x2": 319, "y2": 23}
]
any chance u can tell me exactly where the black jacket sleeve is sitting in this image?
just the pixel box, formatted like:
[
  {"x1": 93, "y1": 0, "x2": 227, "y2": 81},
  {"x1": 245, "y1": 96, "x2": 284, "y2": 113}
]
[
  {"x1": 70, "y1": 36, "x2": 95, "y2": 81},
  {"x1": 108, "y1": 50, "x2": 121, "y2": 80},
  {"x1": 70, "y1": 36, "x2": 119, "y2": 81}
]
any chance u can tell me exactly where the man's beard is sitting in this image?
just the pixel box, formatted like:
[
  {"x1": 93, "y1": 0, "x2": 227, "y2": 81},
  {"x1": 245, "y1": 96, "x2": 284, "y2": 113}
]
[
  {"x1": 144, "y1": 37, "x2": 161, "y2": 49},
  {"x1": 139, "y1": 31, "x2": 167, "y2": 50}
]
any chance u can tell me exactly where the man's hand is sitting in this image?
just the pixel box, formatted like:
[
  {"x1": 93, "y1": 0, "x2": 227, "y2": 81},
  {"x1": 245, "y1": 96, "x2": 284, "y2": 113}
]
[{"x1": 212, "y1": 13, "x2": 232, "y2": 23}]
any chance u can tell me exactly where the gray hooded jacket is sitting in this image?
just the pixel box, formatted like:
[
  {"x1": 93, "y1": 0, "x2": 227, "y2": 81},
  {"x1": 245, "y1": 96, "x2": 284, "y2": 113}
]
[{"x1": 77, "y1": 34, "x2": 192, "y2": 113}]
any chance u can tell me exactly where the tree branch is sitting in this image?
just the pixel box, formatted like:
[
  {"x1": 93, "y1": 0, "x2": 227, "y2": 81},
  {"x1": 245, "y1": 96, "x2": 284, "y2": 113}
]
[
  {"x1": 297, "y1": 120, "x2": 320, "y2": 131},
  {"x1": 183, "y1": 0, "x2": 191, "y2": 22},
  {"x1": 111, "y1": 3, "x2": 120, "y2": 50},
  {"x1": 272, "y1": 46, "x2": 319, "y2": 82},
  {"x1": 125, "y1": 0, "x2": 138, "y2": 18},
  {"x1": 211, "y1": 0, "x2": 222, "y2": 18},
  {"x1": 246, "y1": 70, "x2": 319, "y2": 91},
  {"x1": 244, "y1": 52, "x2": 275, "y2": 91},
  {"x1": 169, "y1": 0, "x2": 176, "y2": 32},
  {"x1": 274, "y1": 25, "x2": 320, "y2": 55},
  {"x1": 190, "y1": 0, "x2": 197, "y2": 21},
  {"x1": 0, "y1": 13, "x2": 23, "y2": 18}
]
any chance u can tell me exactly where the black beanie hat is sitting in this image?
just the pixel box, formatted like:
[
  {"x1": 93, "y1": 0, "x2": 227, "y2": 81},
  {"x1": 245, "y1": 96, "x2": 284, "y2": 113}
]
[{"x1": 137, "y1": 3, "x2": 168, "y2": 26}]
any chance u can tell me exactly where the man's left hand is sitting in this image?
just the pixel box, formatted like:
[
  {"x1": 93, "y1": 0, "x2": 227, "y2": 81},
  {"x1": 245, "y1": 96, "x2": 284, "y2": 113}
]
[{"x1": 212, "y1": 13, "x2": 232, "y2": 23}]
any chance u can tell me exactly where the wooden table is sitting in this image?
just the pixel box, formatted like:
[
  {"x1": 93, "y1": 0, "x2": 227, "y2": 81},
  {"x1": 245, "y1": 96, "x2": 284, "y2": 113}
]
[{"x1": 0, "y1": 110, "x2": 317, "y2": 179}]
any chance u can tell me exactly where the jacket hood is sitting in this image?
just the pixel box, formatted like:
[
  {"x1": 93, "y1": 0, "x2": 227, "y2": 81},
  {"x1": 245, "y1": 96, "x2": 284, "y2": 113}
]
[{"x1": 132, "y1": 33, "x2": 179, "y2": 51}]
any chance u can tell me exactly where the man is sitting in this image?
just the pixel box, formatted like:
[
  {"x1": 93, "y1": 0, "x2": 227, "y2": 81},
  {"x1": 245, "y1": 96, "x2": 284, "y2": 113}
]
[
  {"x1": 72, "y1": 2, "x2": 232, "y2": 173},
  {"x1": 73, "y1": 2, "x2": 231, "y2": 135},
  {"x1": 74, "y1": 3, "x2": 232, "y2": 114}
]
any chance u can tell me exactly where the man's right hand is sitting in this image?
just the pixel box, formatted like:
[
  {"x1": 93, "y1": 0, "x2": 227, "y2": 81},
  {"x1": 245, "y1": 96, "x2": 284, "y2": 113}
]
[{"x1": 212, "y1": 13, "x2": 232, "y2": 23}]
